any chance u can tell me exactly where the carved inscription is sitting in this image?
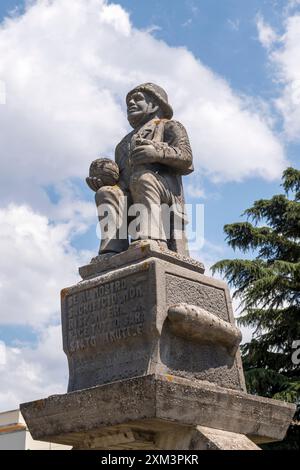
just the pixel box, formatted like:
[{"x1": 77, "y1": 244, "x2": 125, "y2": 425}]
[
  {"x1": 70, "y1": 348, "x2": 150, "y2": 390},
  {"x1": 65, "y1": 276, "x2": 147, "y2": 352},
  {"x1": 94, "y1": 349, "x2": 150, "y2": 383}
]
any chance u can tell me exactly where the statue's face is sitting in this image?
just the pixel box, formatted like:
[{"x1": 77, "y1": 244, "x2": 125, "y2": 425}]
[{"x1": 126, "y1": 90, "x2": 158, "y2": 128}]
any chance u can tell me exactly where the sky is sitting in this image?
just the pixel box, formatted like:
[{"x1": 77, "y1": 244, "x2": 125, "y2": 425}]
[{"x1": 0, "y1": 0, "x2": 299, "y2": 411}]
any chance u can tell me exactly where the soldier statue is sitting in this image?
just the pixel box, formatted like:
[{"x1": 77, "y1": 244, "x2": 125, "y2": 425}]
[{"x1": 86, "y1": 83, "x2": 194, "y2": 259}]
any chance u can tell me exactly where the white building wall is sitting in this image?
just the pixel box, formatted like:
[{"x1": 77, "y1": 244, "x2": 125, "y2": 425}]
[
  {"x1": 25, "y1": 431, "x2": 70, "y2": 450},
  {"x1": 0, "y1": 429, "x2": 26, "y2": 450},
  {"x1": 0, "y1": 409, "x2": 71, "y2": 450}
]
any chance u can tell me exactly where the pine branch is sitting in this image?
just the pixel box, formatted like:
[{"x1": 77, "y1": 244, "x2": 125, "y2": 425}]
[
  {"x1": 223, "y1": 223, "x2": 300, "y2": 261},
  {"x1": 213, "y1": 167, "x2": 300, "y2": 420},
  {"x1": 282, "y1": 167, "x2": 300, "y2": 201},
  {"x1": 243, "y1": 196, "x2": 300, "y2": 238}
]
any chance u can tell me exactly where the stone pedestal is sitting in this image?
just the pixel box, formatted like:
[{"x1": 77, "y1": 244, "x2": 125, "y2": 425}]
[
  {"x1": 20, "y1": 241, "x2": 295, "y2": 450},
  {"x1": 62, "y1": 241, "x2": 245, "y2": 393},
  {"x1": 20, "y1": 374, "x2": 294, "y2": 450}
]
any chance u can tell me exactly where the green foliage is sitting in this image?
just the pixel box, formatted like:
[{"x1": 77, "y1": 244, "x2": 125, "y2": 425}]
[{"x1": 212, "y1": 167, "x2": 300, "y2": 449}]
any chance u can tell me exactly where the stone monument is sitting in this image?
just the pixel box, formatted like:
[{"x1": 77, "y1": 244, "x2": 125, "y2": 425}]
[{"x1": 20, "y1": 83, "x2": 295, "y2": 450}]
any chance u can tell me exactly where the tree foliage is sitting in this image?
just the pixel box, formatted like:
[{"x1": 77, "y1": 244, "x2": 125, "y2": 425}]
[{"x1": 212, "y1": 167, "x2": 300, "y2": 449}]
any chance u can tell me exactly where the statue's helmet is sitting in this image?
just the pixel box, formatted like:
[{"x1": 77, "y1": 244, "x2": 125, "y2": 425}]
[{"x1": 126, "y1": 83, "x2": 173, "y2": 119}]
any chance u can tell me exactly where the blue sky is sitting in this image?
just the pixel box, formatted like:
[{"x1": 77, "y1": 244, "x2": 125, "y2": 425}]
[
  {"x1": 0, "y1": 0, "x2": 299, "y2": 410},
  {"x1": 116, "y1": 0, "x2": 298, "y2": 261},
  {"x1": 0, "y1": 0, "x2": 297, "y2": 256}
]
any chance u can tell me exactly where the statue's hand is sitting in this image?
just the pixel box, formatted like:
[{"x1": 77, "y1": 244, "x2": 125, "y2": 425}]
[
  {"x1": 131, "y1": 139, "x2": 159, "y2": 166},
  {"x1": 86, "y1": 176, "x2": 104, "y2": 192}
]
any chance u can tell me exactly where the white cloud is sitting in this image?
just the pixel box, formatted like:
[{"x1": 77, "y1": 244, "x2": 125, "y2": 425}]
[
  {"x1": 0, "y1": 0, "x2": 287, "y2": 200},
  {"x1": 0, "y1": 341, "x2": 6, "y2": 365},
  {"x1": 231, "y1": 296, "x2": 254, "y2": 345},
  {"x1": 182, "y1": 18, "x2": 193, "y2": 28},
  {"x1": 227, "y1": 18, "x2": 240, "y2": 32},
  {"x1": 256, "y1": 14, "x2": 278, "y2": 49},
  {"x1": 99, "y1": 2, "x2": 130, "y2": 35},
  {"x1": 0, "y1": 325, "x2": 68, "y2": 411},
  {"x1": 185, "y1": 182, "x2": 206, "y2": 199},
  {"x1": 191, "y1": 239, "x2": 226, "y2": 275},
  {"x1": 0, "y1": 204, "x2": 92, "y2": 327},
  {"x1": 288, "y1": 0, "x2": 300, "y2": 9},
  {"x1": 271, "y1": 15, "x2": 300, "y2": 141},
  {"x1": 0, "y1": 79, "x2": 5, "y2": 104},
  {"x1": 0, "y1": 0, "x2": 288, "y2": 410},
  {"x1": 256, "y1": 8, "x2": 300, "y2": 142}
]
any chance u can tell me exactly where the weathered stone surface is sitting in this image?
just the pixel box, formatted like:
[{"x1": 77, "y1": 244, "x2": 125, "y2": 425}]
[
  {"x1": 191, "y1": 426, "x2": 260, "y2": 450},
  {"x1": 79, "y1": 239, "x2": 205, "y2": 280},
  {"x1": 87, "y1": 158, "x2": 119, "y2": 189},
  {"x1": 61, "y1": 242, "x2": 245, "y2": 392},
  {"x1": 20, "y1": 83, "x2": 296, "y2": 451},
  {"x1": 168, "y1": 304, "x2": 242, "y2": 357},
  {"x1": 20, "y1": 374, "x2": 295, "y2": 449},
  {"x1": 87, "y1": 83, "x2": 193, "y2": 257}
]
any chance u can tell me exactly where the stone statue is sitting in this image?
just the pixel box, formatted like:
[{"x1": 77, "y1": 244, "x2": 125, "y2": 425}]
[
  {"x1": 86, "y1": 83, "x2": 193, "y2": 258},
  {"x1": 21, "y1": 83, "x2": 295, "y2": 451}
]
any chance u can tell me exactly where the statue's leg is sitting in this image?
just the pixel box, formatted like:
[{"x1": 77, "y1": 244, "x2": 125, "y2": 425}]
[
  {"x1": 129, "y1": 170, "x2": 172, "y2": 243},
  {"x1": 95, "y1": 185, "x2": 129, "y2": 254}
]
